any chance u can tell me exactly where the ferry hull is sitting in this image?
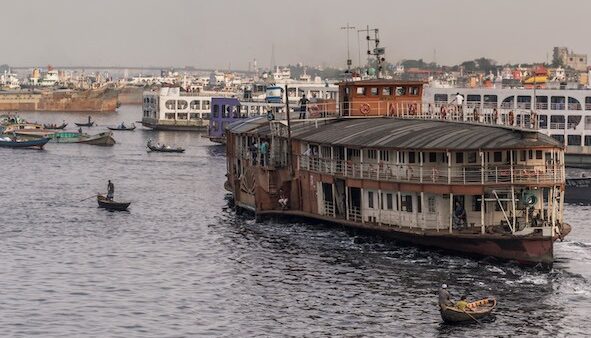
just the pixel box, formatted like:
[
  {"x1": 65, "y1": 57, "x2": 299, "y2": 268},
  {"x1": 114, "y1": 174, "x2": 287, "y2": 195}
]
[
  {"x1": 140, "y1": 120, "x2": 206, "y2": 132},
  {"x1": 256, "y1": 210, "x2": 556, "y2": 266}
]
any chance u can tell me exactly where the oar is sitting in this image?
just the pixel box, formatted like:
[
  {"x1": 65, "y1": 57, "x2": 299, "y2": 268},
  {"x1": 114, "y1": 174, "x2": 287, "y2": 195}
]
[
  {"x1": 462, "y1": 308, "x2": 482, "y2": 325},
  {"x1": 80, "y1": 194, "x2": 98, "y2": 202}
]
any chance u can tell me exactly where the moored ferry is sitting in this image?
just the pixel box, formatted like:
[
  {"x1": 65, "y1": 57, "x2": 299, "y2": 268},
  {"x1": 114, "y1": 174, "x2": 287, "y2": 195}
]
[
  {"x1": 141, "y1": 87, "x2": 226, "y2": 131},
  {"x1": 423, "y1": 85, "x2": 591, "y2": 167},
  {"x1": 224, "y1": 79, "x2": 570, "y2": 265}
]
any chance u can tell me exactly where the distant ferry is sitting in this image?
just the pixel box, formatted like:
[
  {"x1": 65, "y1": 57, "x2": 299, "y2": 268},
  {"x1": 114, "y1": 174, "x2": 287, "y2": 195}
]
[
  {"x1": 141, "y1": 87, "x2": 228, "y2": 131},
  {"x1": 143, "y1": 82, "x2": 338, "y2": 133}
]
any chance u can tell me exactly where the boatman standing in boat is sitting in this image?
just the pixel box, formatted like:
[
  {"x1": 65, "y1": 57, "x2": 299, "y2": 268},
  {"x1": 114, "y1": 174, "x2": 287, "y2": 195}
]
[
  {"x1": 107, "y1": 180, "x2": 114, "y2": 200},
  {"x1": 439, "y1": 284, "x2": 453, "y2": 309}
]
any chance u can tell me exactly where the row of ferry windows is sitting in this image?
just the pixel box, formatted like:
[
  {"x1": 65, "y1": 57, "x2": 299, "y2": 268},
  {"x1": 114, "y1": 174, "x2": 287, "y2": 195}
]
[
  {"x1": 554, "y1": 134, "x2": 591, "y2": 146},
  {"x1": 434, "y1": 94, "x2": 591, "y2": 110},
  {"x1": 366, "y1": 192, "x2": 505, "y2": 213},
  {"x1": 163, "y1": 113, "x2": 211, "y2": 120},
  {"x1": 342, "y1": 148, "x2": 543, "y2": 164},
  {"x1": 352, "y1": 86, "x2": 420, "y2": 96},
  {"x1": 212, "y1": 104, "x2": 278, "y2": 119},
  {"x1": 164, "y1": 100, "x2": 211, "y2": 110}
]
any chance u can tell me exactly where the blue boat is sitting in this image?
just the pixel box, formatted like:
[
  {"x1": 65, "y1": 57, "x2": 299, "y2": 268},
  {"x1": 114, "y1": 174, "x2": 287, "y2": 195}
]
[{"x1": 0, "y1": 136, "x2": 50, "y2": 149}]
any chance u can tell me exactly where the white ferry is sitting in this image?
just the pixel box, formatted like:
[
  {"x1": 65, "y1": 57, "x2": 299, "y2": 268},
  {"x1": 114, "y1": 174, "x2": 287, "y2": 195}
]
[
  {"x1": 142, "y1": 81, "x2": 338, "y2": 131},
  {"x1": 423, "y1": 85, "x2": 591, "y2": 167},
  {"x1": 141, "y1": 87, "x2": 234, "y2": 131}
]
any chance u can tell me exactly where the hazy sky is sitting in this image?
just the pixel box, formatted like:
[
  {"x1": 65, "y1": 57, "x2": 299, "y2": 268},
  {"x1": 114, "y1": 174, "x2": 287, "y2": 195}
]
[{"x1": 5, "y1": 0, "x2": 591, "y2": 69}]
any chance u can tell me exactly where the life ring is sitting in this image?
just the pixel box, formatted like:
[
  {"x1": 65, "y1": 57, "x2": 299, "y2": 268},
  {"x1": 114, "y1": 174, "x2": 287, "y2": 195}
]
[
  {"x1": 440, "y1": 106, "x2": 447, "y2": 119},
  {"x1": 530, "y1": 111, "x2": 537, "y2": 127},
  {"x1": 309, "y1": 105, "x2": 320, "y2": 117},
  {"x1": 431, "y1": 168, "x2": 439, "y2": 182},
  {"x1": 388, "y1": 103, "x2": 396, "y2": 117},
  {"x1": 360, "y1": 103, "x2": 371, "y2": 116}
]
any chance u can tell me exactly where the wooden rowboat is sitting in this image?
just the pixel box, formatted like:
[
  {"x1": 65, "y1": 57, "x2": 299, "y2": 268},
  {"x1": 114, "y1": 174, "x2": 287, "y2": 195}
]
[
  {"x1": 146, "y1": 140, "x2": 185, "y2": 153},
  {"x1": 75, "y1": 121, "x2": 95, "y2": 127},
  {"x1": 0, "y1": 136, "x2": 49, "y2": 149},
  {"x1": 440, "y1": 298, "x2": 496, "y2": 323},
  {"x1": 97, "y1": 194, "x2": 131, "y2": 211},
  {"x1": 108, "y1": 123, "x2": 136, "y2": 131},
  {"x1": 43, "y1": 122, "x2": 68, "y2": 130}
]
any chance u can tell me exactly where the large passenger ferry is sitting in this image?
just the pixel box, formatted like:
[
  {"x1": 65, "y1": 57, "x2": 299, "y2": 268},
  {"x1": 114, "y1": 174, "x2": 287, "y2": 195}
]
[
  {"x1": 224, "y1": 79, "x2": 570, "y2": 265},
  {"x1": 423, "y1": 85, "x2": 591, "y2": 167}
]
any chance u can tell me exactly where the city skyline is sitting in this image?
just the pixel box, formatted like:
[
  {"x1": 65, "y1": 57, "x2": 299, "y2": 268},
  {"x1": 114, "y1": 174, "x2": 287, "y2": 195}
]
[{"x1": 3, "y1": 0, "x2": 591, "y2": 70}]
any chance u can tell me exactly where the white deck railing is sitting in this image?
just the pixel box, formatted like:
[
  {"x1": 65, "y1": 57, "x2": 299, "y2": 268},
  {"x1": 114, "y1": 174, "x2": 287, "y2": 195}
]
[{"x1": 298, "y1": 155, "x2": 562, "y2": 185}]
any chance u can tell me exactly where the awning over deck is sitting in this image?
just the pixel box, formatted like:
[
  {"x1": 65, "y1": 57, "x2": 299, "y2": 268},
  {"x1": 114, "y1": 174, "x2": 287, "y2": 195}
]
[{"x1": 291, "y1": 118, "x2": 562, "y2": 151}]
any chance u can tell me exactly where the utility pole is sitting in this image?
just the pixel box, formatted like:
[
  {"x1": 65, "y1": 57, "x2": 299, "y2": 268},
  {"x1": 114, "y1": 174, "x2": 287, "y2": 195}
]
[
  {"x1": 340, "y1": 23, "x2": 355, "y2": 73},
  {"x1": 285, "y1": 85, "x2": 293, "y2": 176}
]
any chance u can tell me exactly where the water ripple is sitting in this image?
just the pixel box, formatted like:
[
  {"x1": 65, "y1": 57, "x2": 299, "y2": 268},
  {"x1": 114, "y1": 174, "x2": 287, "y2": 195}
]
[{"x1": 0, "y1": 107, "x2": 589, "y2": 336}]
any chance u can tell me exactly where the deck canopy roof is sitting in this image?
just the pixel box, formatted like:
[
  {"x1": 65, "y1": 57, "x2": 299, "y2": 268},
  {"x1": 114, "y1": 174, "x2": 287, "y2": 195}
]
[
  {"x1": 291, "y1": 118, "x2": 562, "y2": 151},
  {"x1": 227, "y1": 117, "x2": 563, "y2": 150}
]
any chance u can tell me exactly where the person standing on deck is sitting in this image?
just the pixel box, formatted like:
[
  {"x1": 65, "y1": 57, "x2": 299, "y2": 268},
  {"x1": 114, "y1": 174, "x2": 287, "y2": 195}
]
[
  {"x1": 439, "y1": 284, "x2": 453, "y2": 309},
  {"x1": 453, "y1": 201, "x2": 466, "y2": 228},
  {"x1": 259, "y1": 140, "x2": 269, "y2": 166},
  {"x1": 299, "y1": 94, "x2": 309, "y2": 119},
  {"x1": 107, "y1": 180, "x2": 115, "y2": 200},
  {"x1": 453, "y1": 92, "x2": 464, "y2": 116}
]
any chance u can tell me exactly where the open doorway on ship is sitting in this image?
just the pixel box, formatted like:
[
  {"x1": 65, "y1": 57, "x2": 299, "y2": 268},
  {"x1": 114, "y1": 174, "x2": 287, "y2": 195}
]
[
  {"x1": 334, "y1": 179, "x2": 346, "y2": 218},
  {"x1": 453, "y1": 195, "x2": 466, "y2": 227},
  {"x1": 348, "y1": 187, "x2": 361, "y2": 222},
  {"x1": 321, "y1": 182, "x2": 334, "y2": 216}
]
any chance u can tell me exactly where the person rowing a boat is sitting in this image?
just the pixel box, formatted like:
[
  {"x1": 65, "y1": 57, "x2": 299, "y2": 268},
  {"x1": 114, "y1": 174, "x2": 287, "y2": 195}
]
[
  {"x1": 107, "y1": 180, "x2": 115, "y2": 200},
  {"x1": 439, "y1": 284, "x2": 453, "y2": 309}
]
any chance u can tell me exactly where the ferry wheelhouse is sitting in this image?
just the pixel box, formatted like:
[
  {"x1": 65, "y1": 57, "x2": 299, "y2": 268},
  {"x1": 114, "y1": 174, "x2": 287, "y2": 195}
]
[{"x1": 224, "y1": 80, "x2": 570, "y2": 265}]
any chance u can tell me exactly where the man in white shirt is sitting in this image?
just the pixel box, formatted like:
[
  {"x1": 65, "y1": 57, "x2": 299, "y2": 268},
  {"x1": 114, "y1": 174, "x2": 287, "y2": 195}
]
[{"x1": 454, "y1": 92, "x2": 464, "y2": 114}]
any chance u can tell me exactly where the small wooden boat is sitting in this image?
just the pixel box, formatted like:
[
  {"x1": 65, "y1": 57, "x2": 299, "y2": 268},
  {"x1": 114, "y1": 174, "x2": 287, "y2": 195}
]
[
  {"x1": 108, "y1": 123, "x2": 136, "y2": 131},
  {"x1": 440, "y1": 298, "x2": 496, "y2": 323},
  {"x1": 74, "y1": 121, "x2": 95, "y2": 127},
  {"x1": 3, "y1": 123, "x2": 55, "y2": 137},
  {"x1": 565, "y1": 176, "x2": 591, "y2": 204},
  {"x1": 97, "y1": 194, "x2": 130, "y2": 211},
  {"x1": 49, "y1": 131, "x2": 116, "y2": 146},
  {"x1": 147, "y1": 140, "x2": 185, "y2": 153},
  {"x1": 0, "y1": 136, "x2": 49, "y2": 149},
  {"x1": 43, "y1": 122, "x2": 68, "y2": 130}
]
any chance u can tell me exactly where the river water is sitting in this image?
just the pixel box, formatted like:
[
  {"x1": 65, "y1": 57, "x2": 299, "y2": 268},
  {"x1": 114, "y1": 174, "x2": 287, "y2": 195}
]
[{"x1": 1, "y1": 105, "x2": 590, "y2": 337}]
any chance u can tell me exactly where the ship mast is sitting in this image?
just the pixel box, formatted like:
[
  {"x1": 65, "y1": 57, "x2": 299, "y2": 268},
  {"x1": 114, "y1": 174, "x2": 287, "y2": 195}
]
[
  {"x1": 359, "y1": 27, "x2": 386, "y2": 78},
  {"x1": 340, "y1": 23, "x2": 356, "y2": 74}
]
